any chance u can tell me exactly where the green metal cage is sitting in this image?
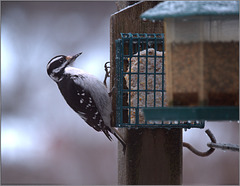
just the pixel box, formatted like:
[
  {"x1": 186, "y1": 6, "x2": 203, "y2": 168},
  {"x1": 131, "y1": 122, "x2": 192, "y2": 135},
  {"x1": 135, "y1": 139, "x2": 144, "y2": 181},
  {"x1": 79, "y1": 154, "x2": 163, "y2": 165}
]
[{"x1": 115, "y1": 33, "x2": 205, "y2": 129}]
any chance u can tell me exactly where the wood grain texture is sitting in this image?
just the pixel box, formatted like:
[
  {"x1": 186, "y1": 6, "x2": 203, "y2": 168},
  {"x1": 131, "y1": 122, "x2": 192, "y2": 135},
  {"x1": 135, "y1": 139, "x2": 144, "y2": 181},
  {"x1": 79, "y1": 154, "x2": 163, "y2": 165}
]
[{"x1": 110, "y1": 2, "x2": 182, "y2": 184}]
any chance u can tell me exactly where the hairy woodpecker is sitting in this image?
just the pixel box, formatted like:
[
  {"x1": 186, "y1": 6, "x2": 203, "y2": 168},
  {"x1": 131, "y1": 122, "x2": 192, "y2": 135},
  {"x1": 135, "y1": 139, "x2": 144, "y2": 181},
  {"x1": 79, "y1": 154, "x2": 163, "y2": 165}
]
[{"x1": 47, "y1": 52, "x2": 126, "y2": 152}]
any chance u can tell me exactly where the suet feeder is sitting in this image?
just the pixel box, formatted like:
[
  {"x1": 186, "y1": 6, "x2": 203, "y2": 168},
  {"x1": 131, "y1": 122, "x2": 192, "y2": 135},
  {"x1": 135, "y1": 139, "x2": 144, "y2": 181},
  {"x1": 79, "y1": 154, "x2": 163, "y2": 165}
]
[
  {"x1": 115, "y1": 33, "x2": 204, "y2": 128},
  {"x1": 141, "y1": 1, "x2": 239, "y2": 121}
]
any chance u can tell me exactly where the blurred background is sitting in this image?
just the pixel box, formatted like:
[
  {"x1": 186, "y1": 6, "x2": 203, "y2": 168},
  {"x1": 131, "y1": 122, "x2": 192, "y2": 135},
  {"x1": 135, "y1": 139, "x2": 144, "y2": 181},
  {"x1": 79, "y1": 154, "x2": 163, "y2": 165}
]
[{"x1": 1, "y1": 1, "x2": 239, "y2": 185}]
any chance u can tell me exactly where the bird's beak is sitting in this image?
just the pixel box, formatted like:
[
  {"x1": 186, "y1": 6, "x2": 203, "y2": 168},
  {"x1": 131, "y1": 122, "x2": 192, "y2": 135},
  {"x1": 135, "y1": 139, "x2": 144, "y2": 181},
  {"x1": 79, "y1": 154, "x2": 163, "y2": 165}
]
[{"x1": 66, "y1": 52, "x2": 82, "y2": 63}]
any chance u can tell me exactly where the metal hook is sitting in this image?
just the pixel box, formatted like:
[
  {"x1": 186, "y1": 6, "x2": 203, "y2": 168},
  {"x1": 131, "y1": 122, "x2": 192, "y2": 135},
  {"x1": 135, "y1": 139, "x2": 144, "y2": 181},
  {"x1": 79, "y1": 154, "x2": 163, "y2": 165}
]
[
  {"x1": 207, "y1": 142, "x2": 239, "y2": 152},
  {"x1": 103, "y1": 61, "x2": 111, "y2": 88},
  {"x1": 183, "y1": 129, "x2": 216, "y2": 157}
]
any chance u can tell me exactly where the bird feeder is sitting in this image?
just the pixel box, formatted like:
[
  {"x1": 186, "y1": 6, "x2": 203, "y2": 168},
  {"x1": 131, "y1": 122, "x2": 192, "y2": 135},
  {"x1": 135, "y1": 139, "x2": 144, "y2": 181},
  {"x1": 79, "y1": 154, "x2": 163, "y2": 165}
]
[
  {"x1": 141, "y1": 1, "x2": 239, "y2": 121},
  {"x1": 115, "y1": 33, "x2": 204, "y2": 128}
]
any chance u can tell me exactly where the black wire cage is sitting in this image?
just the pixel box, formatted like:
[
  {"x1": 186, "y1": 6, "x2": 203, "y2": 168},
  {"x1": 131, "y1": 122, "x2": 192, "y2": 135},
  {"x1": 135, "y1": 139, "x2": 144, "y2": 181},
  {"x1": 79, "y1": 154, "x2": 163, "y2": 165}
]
[{"x1": 115, "y1": 33, "x2": 205, "y2": 129}]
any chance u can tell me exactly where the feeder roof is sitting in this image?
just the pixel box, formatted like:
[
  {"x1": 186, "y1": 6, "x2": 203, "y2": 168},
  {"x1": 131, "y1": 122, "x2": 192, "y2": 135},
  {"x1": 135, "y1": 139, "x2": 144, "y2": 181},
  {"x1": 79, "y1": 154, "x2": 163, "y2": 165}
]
[{"x1": 141, "y1": 1, "x2": 239, "y2": 20}]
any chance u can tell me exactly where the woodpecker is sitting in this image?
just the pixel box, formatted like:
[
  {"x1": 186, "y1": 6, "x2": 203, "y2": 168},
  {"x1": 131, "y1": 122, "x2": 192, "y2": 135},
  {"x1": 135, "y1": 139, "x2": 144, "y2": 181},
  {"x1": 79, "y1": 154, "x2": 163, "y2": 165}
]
[{"x1": 47, "y1": 52, "x2": 126, "y2": 152}]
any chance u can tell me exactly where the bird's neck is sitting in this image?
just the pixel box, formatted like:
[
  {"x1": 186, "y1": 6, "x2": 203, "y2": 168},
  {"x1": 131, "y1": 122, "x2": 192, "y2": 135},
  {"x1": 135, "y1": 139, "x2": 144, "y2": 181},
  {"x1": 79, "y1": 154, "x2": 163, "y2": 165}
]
[
  {"x1": 64, "y1": 66, "x2": 86, "y2": 76},
  {"x1": 50, "y1": 68, "x2": 65, "y2": 82}
]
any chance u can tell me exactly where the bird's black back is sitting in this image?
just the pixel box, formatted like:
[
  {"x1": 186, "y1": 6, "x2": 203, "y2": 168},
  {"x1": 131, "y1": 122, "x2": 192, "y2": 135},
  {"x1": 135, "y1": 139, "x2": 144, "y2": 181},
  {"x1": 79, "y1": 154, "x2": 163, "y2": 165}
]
[{"x1": 57, "y1": 75, "x2": 111, "y2": 135}]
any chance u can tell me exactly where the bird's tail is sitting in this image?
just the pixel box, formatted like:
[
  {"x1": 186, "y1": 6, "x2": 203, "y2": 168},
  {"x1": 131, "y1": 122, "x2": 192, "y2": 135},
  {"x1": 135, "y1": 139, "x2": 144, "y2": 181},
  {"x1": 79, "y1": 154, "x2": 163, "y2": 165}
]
[
  {"x1": 103, "y1": 129, "x2": 113, "y2": 141},
  {"x1": 111, "y1": 128, "x2": 126, "y2": 154}
]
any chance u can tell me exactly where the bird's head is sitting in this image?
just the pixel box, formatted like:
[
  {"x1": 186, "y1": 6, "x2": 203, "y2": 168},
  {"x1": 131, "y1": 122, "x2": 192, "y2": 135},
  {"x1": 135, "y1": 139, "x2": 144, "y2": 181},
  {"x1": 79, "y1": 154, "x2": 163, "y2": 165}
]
[{"x1": 47, "y1": 52, "x2": 82, "y2": 82}]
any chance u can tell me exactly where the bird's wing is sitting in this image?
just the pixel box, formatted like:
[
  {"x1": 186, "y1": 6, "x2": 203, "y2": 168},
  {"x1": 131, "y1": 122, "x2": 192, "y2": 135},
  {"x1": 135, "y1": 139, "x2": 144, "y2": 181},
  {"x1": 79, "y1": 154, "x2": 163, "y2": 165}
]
[
  {"x1": 71, "y1": 75, "x2": 114, "y2": 141},
  {"x1": 58, "y1": 75, "x2": 113, "y2": 140}
]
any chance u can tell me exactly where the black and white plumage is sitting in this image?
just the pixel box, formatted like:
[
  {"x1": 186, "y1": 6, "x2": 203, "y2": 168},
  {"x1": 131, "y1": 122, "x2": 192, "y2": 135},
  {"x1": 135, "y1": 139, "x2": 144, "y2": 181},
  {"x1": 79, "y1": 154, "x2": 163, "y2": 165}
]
[{"x1": 47, "y1": 52, "x2": 126, "y2": 152}]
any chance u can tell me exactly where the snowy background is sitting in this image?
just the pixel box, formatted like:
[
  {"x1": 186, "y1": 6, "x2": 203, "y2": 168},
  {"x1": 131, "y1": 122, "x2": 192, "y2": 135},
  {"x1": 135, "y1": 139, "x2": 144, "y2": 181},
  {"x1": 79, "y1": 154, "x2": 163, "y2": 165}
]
[
  {"x1": 1, "y1": 1, "x2": 239, "y2": 185},
  {"x1": 2, "y1": 1, "x2": 118, "y2": 184}
]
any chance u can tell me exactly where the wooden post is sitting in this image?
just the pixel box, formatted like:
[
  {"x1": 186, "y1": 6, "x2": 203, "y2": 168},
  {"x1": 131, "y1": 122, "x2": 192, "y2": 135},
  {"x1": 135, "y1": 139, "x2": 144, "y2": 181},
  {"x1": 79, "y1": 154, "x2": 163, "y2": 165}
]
[
  {"x1": 117, "y1": 128, "x2": 182, "y2": 185},
  {"x1": 110, "y1": 2, "x2": 182, "y2": 184}
]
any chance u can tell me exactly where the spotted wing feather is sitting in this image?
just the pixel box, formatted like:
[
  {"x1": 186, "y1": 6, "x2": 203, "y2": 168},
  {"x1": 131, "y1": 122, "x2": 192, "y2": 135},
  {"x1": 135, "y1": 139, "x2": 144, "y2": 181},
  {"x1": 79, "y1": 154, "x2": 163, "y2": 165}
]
[{"x1": 57, "y1": 75, "x2": 112, "y2": 140}]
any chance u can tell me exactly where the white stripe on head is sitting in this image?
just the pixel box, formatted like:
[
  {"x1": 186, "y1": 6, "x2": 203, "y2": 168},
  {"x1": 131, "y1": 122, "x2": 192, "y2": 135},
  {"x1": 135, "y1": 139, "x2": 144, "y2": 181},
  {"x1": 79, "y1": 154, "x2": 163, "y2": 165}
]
[
  {"x1": 47, "y1": 55, "x2": 64, "y2": 70},
  {"x1": 52, "y1": 60, "x2": 69, "y2": 74}
]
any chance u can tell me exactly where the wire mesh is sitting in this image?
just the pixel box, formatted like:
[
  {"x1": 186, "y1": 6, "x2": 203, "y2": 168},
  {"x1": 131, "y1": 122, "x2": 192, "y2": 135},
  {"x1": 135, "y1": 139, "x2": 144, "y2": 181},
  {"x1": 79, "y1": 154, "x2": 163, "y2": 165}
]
[{"x1": 115, "y1": 33, "x2": 205, "y2": 129}]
